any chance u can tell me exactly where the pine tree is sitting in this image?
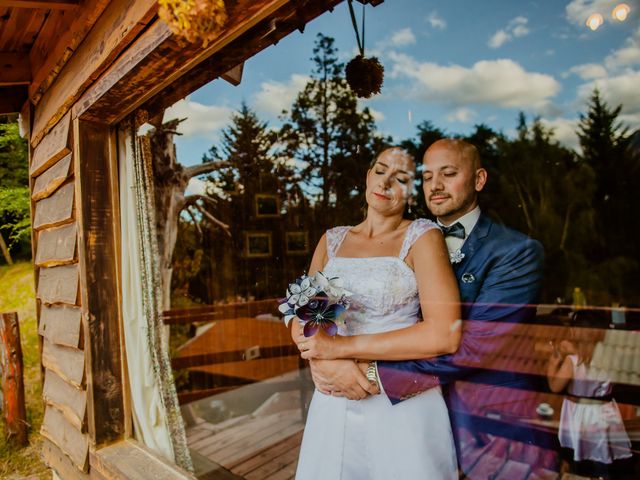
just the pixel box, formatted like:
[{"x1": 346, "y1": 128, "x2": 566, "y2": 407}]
[{"x1": 279, "y1": 33, "x2": 380, "y2": 225}]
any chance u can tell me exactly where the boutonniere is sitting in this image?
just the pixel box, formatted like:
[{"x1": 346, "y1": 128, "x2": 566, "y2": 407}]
[{"x1": 449, "y1": 249, "x2": 465, "y2": 264}]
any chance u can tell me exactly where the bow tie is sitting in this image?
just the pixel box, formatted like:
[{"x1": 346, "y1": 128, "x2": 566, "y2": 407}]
[{"x1": 441, "y1": 222, "x2": 465, "y2": 239}]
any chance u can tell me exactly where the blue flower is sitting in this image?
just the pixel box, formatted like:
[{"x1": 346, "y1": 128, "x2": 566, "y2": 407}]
[{"x1": 296, "y1": 296, "x2": 346, "y2": 337}]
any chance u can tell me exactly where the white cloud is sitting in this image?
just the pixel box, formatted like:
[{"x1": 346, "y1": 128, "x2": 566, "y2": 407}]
[
  {"x1": 426, "y1": 11, "x2": 446, "y2": 30},
  {"x1": 390, "y1": 28, "x2": 416, "y2": 47},
  {"x1": 540, "y1": 117, "x2": 581, "y2": 151},
  {"x1": 565, "y1": 63, "x2": 608, "y2": 80},
  {"x1": 368, "y1": 108, "x2": 386, "y2": 122},
  {"x1": 388, "y1": 52, "x2": 560, "y2": 110},
  {"x1": 488, "y1": 30, "x2": 510, "y2": 49},
  {"x1": 578, "y1": 70, "x2": 640, "y2": 118},
  {"x1": 185, "y1": 177, "x2": 208, "y2": 196},
  {"x1": 252, "y1": 74, "x2": 309, "y2": 117},
  {"x1": 605, "y1": 27, "x2": 640, "y2": 69},
  {"x1": 446, "y1": 107, "x2": 476, "y2": 123},
  {"x1": 511, "y1": 16, "x2": 530, "y2": 37},
  {"x1": 164, "y1": 98, "x2": 233, "y2": 139},
  {"x1": 566, "y1": 0, "x2": 621, "y2": 26},
  {"x1": 488, "y1": 16, "x2": 530, "y2": 49}
]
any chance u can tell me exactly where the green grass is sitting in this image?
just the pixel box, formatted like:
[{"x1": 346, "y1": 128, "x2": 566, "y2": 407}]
[{"x1": 0, "y1": 261, "x2": 48, "y2": 479}]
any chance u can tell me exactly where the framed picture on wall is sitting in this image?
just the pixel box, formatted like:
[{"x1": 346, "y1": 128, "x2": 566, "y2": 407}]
[
  {"x1": 285, "y1": 231, "x2": 309, "y2": 255},
  {"x1": 245, "y1": 232, "x2": 272, "y2": 258},
  {"x1": 255, "y1": 194, "x2": 280, "y2": 218}
]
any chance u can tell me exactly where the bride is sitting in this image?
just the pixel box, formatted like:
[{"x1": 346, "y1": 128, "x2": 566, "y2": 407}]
[{"x1": 288, "y1": 147, "x2": 461, "y2": 479}]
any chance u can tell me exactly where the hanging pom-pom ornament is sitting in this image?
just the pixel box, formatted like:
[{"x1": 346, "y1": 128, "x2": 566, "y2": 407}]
[
  {"x1": 345, "y1": 0, "x2": 384, "y2": 98},
  {"x1": 158, "y1": 0, "x2": 228, "y2": 47},
  {"x1": 346, "y1": 55, "x2": 384, "y2": 99}
]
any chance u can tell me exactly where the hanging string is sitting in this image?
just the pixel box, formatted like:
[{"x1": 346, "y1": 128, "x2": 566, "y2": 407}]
[
  {"x1": 347, "y1": 0, "x2": 365, "y2": 56},
  {"x1": 361, "y1": 1, "x2": 365, "y2": 56}
]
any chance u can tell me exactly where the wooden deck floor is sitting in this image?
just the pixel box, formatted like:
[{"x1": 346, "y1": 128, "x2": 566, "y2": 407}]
[{"x1": 187, "y1": 406, "x2": 304, "y2": 480}]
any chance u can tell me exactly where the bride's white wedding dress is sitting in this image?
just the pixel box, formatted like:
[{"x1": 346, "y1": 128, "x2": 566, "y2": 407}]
[{"x1": 296, "y1": 219, "x2": 458, "y2": 480}]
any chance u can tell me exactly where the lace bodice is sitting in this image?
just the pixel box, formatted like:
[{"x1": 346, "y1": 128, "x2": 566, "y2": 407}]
[{"x1": 324, "y1": 219, "x2": 439, "y2": 335}]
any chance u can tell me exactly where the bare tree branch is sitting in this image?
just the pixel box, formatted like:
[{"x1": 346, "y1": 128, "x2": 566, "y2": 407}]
[
  {"x1": 186, "y1": 206, "x2": 203, "y2": 237},
  {"x1": 194, "y1": 203, "x2": 232, "y2": 236},
  {"x1": 185, "y1": 194, "x2": 219, "y2": 207},
  {"x1": 184, "y1": 161, "x2": 233, "y2": 179}
]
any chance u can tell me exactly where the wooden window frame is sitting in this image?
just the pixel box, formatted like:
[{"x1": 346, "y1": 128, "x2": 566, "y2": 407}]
[{"x1": 48, "y1": 0, "x2": 348, "y2": 477}]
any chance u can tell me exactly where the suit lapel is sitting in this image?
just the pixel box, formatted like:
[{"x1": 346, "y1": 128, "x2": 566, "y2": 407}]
[{"x1": 453, "y1": 213, "x2": 492, "y2": 275}]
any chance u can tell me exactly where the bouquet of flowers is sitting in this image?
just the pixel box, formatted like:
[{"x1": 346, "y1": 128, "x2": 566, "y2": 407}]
[{"x1": 278, "y1": 272, "x2": 351, "y2": 337}]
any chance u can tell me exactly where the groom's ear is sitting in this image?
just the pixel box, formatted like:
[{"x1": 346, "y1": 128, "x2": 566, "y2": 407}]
[{"x1": 475, "y1": 168, "x2": 487, "y2": 192}]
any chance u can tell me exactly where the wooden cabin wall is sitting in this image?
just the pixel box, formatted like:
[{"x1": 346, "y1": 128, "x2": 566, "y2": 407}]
[
  {"x1": 21, "y1": 0, "x2": 367, "y2": 477},
  {"x1": 30, "y1": 111, "x2": 92, "y2": 478}
]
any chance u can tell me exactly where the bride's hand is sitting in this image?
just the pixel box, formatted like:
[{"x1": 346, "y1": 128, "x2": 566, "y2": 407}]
[{"x1": 297, "y1": 330, "x2": 345, "y2": 360}]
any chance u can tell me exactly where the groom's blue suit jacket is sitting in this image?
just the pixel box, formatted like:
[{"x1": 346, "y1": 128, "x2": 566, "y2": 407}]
[{"x1": 377, "y1": 213, "x2": 545, "y2": 455}]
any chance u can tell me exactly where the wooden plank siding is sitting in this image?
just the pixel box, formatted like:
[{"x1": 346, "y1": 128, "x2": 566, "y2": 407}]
[
  {"x1": 41, "y1": 437, "x2": 91, "y2": 480},
  {"x1": 38, "y1": 304, "x2": 82, "y2": 348},
  {"x1": 42, "y1": 339, "x2": 85, "y2": 387},
  {"x1": 43, "y1": 367, "x2": 87, "y2": 430},
  {"x1": 37, "y1": 263, "x2": 78, "y2": 305},
  {"x1": 41, "y1": 403, "x2": 90, "y2": 471},
  {"x1": 32, "y1": 153, "x2": 72, "y2": 201},
  {"x1": 35, "y1": 221, "x2": 77, "y2": 267},
  {"x1": 33, "y1": 181, "x2": 75, "y2": 230},
  {"x1": 30, "y1": 110, "x2": 71, "y2": 176}
]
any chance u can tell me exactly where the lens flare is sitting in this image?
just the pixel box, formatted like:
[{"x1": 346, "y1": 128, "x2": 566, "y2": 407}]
[
  {"x1": 612, "y1": 3, "x2": 630, "y2": 21},
  {"x1": 586, "y1": 13, "x2": 604, "y2": 30}
]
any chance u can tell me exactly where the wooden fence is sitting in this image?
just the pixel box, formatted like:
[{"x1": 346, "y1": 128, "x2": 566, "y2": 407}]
[{"x1": 0, "y1": 311, "x2": 27, "y2": 446}]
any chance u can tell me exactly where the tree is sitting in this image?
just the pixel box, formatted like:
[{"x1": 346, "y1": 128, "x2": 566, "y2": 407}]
[
  {"x1": 577, "y1": 89, "x2": 639, "y2": 302},
  {"x1": 202, "y1": 103, "x2": 285, "y2": 197},
  {"x1": 0, "y1": 121, "x2": 30, "y2": 263},
  {"x1": 480, "y1": 115, "x2": 598, "y2": 301},
  {"x1": 279, "y1": 34, "x2": 381, "y2": 225}
]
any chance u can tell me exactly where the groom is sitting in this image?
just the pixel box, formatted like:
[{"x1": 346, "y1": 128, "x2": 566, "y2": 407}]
[{"x1": 306, "y1": 138, "x2": 545, "y2": 473}]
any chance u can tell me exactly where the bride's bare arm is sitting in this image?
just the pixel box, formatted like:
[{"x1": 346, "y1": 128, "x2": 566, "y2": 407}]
[{"x1": 299, "y1": 229, "x2": 461, "y2": 360}]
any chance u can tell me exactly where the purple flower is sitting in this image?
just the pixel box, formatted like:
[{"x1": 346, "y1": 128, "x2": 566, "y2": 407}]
[{"x1": 296, "y1": 296, "x2": 346, "y2": 337}]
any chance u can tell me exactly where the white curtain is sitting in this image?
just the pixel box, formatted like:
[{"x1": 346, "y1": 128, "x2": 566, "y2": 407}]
[{"x1": 118, "y1": 124, "x2": 192, "y2": 469}]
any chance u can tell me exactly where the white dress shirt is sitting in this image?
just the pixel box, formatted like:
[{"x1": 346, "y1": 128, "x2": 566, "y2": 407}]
[{"x1": 438, "y1": 206, "x2": 481, "y2": 253}]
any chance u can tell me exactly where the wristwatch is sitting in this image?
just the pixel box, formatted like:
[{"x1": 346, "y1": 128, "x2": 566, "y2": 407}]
[{"x1": 366, "y1": 360, "x2": 381, "y2": 388}]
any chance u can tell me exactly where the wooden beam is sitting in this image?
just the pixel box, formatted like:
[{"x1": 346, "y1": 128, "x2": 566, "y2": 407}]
[
  {"x1": 0, "y1": 0, "x2": 79, "y2": 9},
  {"x1": 75, "y1": 119, "x2": 125, "y2": 447},
  {"x1": 0, "y1": 86, "x2": 27, "y2": 114},
  {"x1": 90, "y1": 440, "x2": 197, "y2": 480},
  {"x1": 29, "y1": 0, "x2": 110, "y2": 104},
  {"x1": 221, "y1": 63, "x2": 244, "y2": 86},
  {"x1": 142, "y1": 0, "x2": 344, "y2": 122},
  {"x1": 30, "y1": 0, "x2": 158, "y2": 147},
  {"x1": 74, "y1": 0, "x2": 294, "y2": 122},
  {"x1": 0, "y1": 52, "x2": 30, "y2": 85}
]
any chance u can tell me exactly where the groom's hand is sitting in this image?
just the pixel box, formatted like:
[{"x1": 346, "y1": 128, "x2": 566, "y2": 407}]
[{"x1": 309, "y1": 359, "x2": 379, "y2": 400}]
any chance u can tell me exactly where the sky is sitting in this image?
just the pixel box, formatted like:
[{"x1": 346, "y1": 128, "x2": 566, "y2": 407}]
[{"x1": 163, "y1": 0, "x2": 640, "y2": 171}]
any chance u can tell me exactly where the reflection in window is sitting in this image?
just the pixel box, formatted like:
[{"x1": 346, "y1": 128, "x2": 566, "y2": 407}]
[{"x1": 153, "y1": 4, "x2": 640, "y2": 478}]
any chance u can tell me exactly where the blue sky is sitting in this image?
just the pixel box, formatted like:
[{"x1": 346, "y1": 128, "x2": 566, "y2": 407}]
[{"x1": 164, "y1": 0, "x2": 640, "y2": 170}]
